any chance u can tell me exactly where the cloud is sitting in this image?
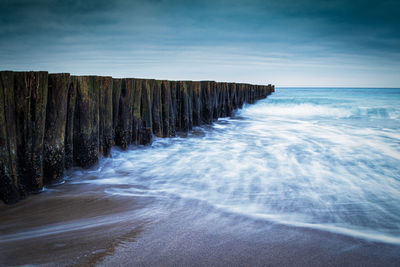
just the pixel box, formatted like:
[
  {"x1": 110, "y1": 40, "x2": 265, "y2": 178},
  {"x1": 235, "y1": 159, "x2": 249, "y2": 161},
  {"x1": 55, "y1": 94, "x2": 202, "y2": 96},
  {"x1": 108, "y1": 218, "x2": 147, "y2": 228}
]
[{"x1": 0, "y1": 0, "x2": 399, "y2": 86}]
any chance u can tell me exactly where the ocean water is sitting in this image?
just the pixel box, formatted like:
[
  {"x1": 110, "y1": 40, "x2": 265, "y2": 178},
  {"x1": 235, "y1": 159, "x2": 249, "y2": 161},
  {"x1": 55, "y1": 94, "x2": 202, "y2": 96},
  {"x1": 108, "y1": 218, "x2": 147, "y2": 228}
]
[{"x1": 71, "y1": 88, "x2": 400, "y2": 245}]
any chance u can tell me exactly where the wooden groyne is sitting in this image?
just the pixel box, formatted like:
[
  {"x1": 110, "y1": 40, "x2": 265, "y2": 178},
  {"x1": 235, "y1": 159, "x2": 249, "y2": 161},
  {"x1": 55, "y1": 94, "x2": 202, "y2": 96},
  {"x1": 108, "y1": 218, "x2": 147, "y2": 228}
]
[{"x1": 0, "y1": 71, "x2": 274, "y2": 204}]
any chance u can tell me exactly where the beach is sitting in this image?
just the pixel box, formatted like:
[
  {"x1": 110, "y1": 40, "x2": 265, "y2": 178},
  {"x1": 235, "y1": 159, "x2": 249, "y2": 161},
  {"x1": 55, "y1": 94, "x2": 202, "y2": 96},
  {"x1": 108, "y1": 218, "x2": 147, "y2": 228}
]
[
  {"x1": 1, "y1": 88, "x2": 400, "y2": 266},
  {"x1": 1, "y1": 183, "x2": 399, "y2": 266}
]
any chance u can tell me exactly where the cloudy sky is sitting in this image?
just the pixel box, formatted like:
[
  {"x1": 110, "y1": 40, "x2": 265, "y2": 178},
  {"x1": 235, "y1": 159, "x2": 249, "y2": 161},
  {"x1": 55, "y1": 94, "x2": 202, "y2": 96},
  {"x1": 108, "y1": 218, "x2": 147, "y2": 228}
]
[{"x1": 1, "y1": 0, "x2": 399, "y2": 86}]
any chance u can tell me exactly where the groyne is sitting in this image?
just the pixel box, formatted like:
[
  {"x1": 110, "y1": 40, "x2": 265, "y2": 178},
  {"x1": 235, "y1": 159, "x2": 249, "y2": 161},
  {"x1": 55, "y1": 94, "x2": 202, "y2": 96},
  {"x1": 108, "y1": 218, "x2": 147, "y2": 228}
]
[{"x1": 0, "y1": 71, "x2": 274, "y2": 204}]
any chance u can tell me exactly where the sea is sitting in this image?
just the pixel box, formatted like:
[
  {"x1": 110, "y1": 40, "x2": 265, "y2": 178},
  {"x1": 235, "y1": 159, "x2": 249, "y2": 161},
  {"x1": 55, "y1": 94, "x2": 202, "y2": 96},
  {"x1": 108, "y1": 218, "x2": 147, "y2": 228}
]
[{"x1": 72, "y1": 87, "x2": 400, "y2": 244}]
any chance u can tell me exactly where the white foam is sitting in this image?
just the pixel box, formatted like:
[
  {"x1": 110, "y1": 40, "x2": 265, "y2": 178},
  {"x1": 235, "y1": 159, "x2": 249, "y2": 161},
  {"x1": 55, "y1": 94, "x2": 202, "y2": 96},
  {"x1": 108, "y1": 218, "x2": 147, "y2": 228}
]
[{"x1": 242, "y1": 103, "x2": 352, "y2": 118}]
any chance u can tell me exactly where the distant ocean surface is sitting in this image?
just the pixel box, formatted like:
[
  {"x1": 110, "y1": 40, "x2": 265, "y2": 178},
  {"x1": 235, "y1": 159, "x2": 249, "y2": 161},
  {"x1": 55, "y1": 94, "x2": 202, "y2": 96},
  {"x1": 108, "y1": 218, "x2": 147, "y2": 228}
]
[{"x1": 71, "y1": 87, "x2": 400, "y2": 244}]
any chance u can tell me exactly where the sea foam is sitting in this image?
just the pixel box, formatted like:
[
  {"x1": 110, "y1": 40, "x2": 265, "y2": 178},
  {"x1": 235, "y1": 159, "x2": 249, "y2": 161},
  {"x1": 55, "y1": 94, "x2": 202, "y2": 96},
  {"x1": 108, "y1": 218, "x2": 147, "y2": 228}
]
[{"x1": 71, "y1": 88, "x2": 400, "y2": 244}]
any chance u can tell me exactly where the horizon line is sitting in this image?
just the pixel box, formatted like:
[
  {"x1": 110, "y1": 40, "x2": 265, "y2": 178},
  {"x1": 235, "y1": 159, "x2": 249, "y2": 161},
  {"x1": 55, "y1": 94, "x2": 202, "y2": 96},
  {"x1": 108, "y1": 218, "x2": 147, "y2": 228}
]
[{"x1": 276, "y1": 86, "x2": 400, "y2": 89}]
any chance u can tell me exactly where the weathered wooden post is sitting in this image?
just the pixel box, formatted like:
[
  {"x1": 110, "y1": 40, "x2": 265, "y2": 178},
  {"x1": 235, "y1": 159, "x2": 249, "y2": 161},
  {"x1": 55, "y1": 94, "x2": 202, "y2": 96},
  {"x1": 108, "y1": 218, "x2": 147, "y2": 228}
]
[
  {"x1": 115, "y1": 79, "x2": 134, "y2": 149},
  {"x1": 43, "y1": 73, "x2": 69, "y2": 184},
  {"x1": 112, "y1": 78, "x2": 122, "y2": 145},
  {"x1": 160, "y1": 80, "x2": 171, "y2": 137},
  {"x1": 169, "y1": 81, "x2": 177, "y2": 136},
  {"x1": 139, "y1": 79, "x2": 153, "y2": 145},
  {"x1": 200, "y1": 81, "x2": 212, "y2": 124},
  {"x1": 132, "y1": 79, "x2": 142, "y2": 145},
  {"x1": 64, "y1": 77, "x2": 77, "y2": 169},
  {"x1": 152, "y1": 80, "x2": 163, "y2": 137},
  {"x1": 191, "y1": 81, "x2": 201, "y2": 126},
  {"x1": 0, "y1": 71, "x2": 19, "y2": 203},
  {"x1": 14, "y1": 71, "x2": 48, "y2": 194},
  {"x1": 177, "y1": 81, "x2": 191, "y2": 132},
  {"x1": 187, "y1": 81, "x2": 194, "y2": 130},
  {"x1": 98, "y1": 76, "x2": 113, "y2": 156},
  {"x1": 229, "y1": 83, "x2": 237, "y2": 111},
  {"x1": 73, "y1": 76, "x2": 100, "y2": 167}
]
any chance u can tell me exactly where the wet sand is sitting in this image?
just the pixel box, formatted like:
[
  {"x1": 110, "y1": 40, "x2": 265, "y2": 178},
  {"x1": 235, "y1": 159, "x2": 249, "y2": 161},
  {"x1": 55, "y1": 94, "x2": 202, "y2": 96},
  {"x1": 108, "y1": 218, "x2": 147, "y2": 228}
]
[
  {"x1": 1, "y1": 183, "x2": 400, "y2": 266},
  {"x1": 0, "y1": 183, "x2": 150, "y2": 266},
  {"x1": 97, "y1": 205, "x2": 400, "y2": 266}
]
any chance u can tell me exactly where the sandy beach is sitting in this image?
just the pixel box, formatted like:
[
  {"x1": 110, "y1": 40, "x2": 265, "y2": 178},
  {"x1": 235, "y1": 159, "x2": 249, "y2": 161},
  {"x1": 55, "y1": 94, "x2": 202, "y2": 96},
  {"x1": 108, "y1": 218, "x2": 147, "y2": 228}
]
[{"x1": 1, "y1": 181, "x2": 399, "y2": 266}]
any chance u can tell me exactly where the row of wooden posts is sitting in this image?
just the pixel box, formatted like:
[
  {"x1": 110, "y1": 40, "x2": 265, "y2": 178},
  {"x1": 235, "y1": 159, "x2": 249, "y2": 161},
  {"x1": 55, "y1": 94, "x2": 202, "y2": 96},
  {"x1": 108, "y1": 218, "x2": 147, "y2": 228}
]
[{"x1": 0, "y1": 71, "x2": 274, "y2": 204}]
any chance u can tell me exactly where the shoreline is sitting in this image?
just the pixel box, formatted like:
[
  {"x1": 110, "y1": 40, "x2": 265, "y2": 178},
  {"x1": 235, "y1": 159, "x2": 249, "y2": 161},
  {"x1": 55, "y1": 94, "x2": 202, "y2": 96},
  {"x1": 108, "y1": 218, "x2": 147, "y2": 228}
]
[{"x1": 1, "y1": 182, "x2": 399, "y2": 266}]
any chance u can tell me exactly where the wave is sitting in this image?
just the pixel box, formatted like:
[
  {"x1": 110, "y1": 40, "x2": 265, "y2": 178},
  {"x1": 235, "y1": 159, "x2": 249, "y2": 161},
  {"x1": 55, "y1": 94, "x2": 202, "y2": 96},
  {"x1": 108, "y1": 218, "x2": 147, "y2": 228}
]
[
  {"x1": 242, "y1": 103, "x2": 352, "y2": 118},
  {"x1": 241, "y1": 102, "x2": 399, "y2": 120},
  {"x1": 220, "y1": 205, "x2": 400, "y2": 245}
]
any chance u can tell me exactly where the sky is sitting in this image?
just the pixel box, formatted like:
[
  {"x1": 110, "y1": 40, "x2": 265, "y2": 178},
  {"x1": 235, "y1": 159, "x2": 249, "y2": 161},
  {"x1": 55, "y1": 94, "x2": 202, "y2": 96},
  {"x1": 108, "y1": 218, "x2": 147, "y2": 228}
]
[{"x1": 1, "y1": 0, "x2": 399, "y2": 87}]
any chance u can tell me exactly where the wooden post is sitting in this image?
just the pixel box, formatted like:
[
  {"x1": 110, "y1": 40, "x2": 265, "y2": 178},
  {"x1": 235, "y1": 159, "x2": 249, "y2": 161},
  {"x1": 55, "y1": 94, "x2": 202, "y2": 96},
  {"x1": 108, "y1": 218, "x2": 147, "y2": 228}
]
[
  {"x1": 152, "y1": 80, "x2": 163, "y2": 137},
  {"x1": 161, "y1": 80, "x2": 171, "y2": 137},
  {"x1": 139, "y1": 79, "x2": 153, "y2": 145},
  {"x1": 43, "y1": 73, "x2": 69, "y2": 184},
  {"x1": 115, "y1": 79, "x2": 134, "y2": 149},
  {"x1": 64, "y1": 77, "x2": 77, "y2": 170},
  {"x1": 0, "y1": 71, "x2": 20, "y2": 203},
  {"x1": 14, "y1": 71, "x2": 48, "y2": 194},
  {"x1": 73, "y1": 76, "x2": 99, "y2": 168},
  {"x1": 132, "y1": 79, "x2": 142, "y2": 145},
  {"x1": 98, "y1": 76, "x2": 113, "y2": 156}
]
